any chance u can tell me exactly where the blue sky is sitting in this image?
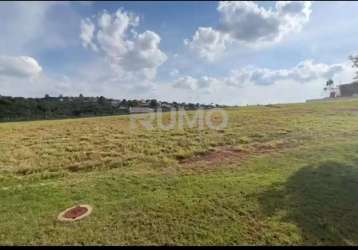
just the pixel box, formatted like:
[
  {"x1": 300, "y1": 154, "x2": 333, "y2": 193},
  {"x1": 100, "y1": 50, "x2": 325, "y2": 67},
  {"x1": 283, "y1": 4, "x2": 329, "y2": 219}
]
[{"x1": 0, "y1": 1, "x2": 358, "y2": 105}]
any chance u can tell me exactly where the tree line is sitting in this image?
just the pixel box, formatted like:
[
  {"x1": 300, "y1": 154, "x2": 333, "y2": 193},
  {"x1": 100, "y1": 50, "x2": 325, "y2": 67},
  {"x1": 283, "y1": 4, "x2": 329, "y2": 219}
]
[{"x1": 0, "y1": 94, "x2": 219, "y2": 122}]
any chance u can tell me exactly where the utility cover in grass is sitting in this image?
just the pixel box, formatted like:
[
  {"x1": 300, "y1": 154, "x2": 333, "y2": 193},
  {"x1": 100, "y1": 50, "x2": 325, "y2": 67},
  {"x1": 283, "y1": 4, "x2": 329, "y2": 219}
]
[{"x1": 57, "y1": 204, "x2": 92, "y2": 222}]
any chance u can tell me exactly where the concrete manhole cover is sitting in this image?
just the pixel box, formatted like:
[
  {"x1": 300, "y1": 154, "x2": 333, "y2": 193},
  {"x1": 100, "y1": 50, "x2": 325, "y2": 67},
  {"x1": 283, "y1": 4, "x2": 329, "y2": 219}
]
[{"x1": 57, "y1": 204, "x2": 92, "y2": 222}]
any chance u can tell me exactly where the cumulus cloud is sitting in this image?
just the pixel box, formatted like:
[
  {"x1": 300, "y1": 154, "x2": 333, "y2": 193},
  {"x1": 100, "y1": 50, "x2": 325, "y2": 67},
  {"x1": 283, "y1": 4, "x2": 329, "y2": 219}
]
[
  {"x1": 172, "y1": 75, "x2": 219, "y2": 93},
  {"x1": 80, "y1": 8, "x2": 167, "y2": 82},
  {"x1": 0, "y1": 56, "x2": 42, "y2": 78},
  {"x1": 229, "y1": 60, "x2": 345, "y2": 86},
  {"x1": 173, "y1": 60, "x2": 347, "y2": 90},
  {"x1": 218, "y1": 1, "x2": 311, "y2": 43},
  {"x1": 185, "y1": 1, "x2": 312, "y2": 61},
  {"x1": 173, "y1": 76, "x2": 198, "y2": 90},
  {"x1": 184, "y1": 27, "x2": 229, "y2": 62}
]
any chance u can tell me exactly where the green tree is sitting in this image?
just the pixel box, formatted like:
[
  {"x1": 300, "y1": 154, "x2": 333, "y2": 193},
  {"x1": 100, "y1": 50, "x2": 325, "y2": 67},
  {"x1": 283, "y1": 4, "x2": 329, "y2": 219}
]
[
  {"x1": 149, "y1": 99, "x2": 158, "y2": 109},
  {"x1": 324, "y1": 79, "x2": 336, "y2": 98},
  {"x1": 349, "y1": 55, "x2": 358, "y2": 80},
  {"x1": 98, "y1": 96, "x2": 106, "y2": 105},
  {"x1": 325, "y1": 79, "x2": 334, "y2": 89}
]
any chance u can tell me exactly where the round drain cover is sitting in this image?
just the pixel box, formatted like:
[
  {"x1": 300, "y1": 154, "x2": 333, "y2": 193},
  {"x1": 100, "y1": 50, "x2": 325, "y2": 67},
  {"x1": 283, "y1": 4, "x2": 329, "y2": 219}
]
[{"x1": 57, "y1": 204, "x2": 92, "y2": 222}]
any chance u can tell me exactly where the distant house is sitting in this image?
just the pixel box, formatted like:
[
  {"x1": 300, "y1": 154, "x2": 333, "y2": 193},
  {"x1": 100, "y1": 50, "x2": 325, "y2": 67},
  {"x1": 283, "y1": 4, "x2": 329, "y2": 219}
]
[
  {"x1": 110, "y1": 100, "x2": 122, "y2": 107},
  {"x1": 338, "y1": 82, "x2": 358, "y2": 97},
  {"x1": 129, "y1": 107, "x2": 154, "y2": 114},
  {"x1": 137, "y1": 100, "x2": 151, "y2": 107},
  {"x1": 160, "y1": 103, "x2": 173, "y2": 109}
]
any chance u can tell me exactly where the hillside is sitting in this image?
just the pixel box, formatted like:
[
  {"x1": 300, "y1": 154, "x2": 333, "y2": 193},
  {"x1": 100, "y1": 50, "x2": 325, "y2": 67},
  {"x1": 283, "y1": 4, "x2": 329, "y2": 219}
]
[{"x1": 1, "y1": 98, "x2": 358, "y2": 245}]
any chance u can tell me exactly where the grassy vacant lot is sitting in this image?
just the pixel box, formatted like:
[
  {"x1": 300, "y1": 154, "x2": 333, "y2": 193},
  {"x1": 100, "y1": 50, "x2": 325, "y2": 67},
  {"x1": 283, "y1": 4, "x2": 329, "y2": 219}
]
[{"x1": 1, "y1": 98, "x2": 358, "y2": 245}]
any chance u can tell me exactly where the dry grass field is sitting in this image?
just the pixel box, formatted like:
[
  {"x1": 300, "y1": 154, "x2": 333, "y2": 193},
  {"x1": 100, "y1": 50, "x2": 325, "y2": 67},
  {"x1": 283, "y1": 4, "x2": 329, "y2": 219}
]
[{"x1": 1, "y1": 98, "x2": 358, "y2": 245}]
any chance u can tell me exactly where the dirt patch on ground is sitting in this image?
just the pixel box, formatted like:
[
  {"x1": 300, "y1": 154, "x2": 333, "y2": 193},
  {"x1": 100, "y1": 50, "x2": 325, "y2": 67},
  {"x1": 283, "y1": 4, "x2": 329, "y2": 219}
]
[
  {"x1": 180, "y1": 147, "x2": 249, "y2": 166},
  {"x1": 336, "y1": 108, "x2": 358, "y2": 113},
  {"x1": 180, "y1": 141, "x2": 289, "y2": 168},
  {"x1": 264, "y1": 104, "x2": 282, "y2": 108}
]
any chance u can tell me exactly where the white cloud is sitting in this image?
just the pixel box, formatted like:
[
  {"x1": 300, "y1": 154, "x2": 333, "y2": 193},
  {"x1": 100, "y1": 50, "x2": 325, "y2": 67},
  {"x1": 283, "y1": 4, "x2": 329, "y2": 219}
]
[
  {"x1": 229, "y1": 60, "x2": 345, "y2": 86},
  {"x1": 173, "y1": 75, "x2": 220, "y2": 91},
  {"x1": 185, "y1": 1, "x2": 312, "y2": 61},
  {"x1": 217, "y1": 1, "x2": 280, "y2": 43},
  {"x1": 80, "y1": 8, "x2": 167, "y2": 82},
  {"x1": 184, "y1": 27, "x2": 230, "y2": 62},
  {"x1": 173, "y1": 76, "x2": 198, "y2": 90},
  {"x1": 218, "y1": 1, "x2": 311, "y2": 43},
  {"x1": 0, "y1": 56, "x2": 42, "y2": 78},
  {"x1": 173, "y1": 60, "x2": 348, "y2": 90},
  {"x1": 80, "y1": 18, "x2": 98, "y2": 51},
  {"x1": 120, "y1": 31, "x2": 167, "y2": 72},
  {"x1": 276, "y1": 1, "x2": 312, "y2": 34}
]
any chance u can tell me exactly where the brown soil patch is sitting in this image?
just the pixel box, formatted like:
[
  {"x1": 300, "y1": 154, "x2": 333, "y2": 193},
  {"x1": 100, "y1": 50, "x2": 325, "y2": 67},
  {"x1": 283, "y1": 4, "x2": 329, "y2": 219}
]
[
  {"x1": 252, "y1": 143, "x2": 278, "y2": 153},
  {"x1": 180, "y1": 141, "x2": 289, "y2": 168},
  {"x1": 180, "y1": 147, "x2": 248, "y2": 166}
]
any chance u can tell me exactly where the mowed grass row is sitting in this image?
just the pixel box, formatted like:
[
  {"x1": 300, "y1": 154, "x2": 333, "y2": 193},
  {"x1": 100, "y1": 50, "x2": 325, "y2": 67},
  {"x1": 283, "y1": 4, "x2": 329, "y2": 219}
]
[{"x1": 1, "y1": 99, "x2": 358, "y2": 245}]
